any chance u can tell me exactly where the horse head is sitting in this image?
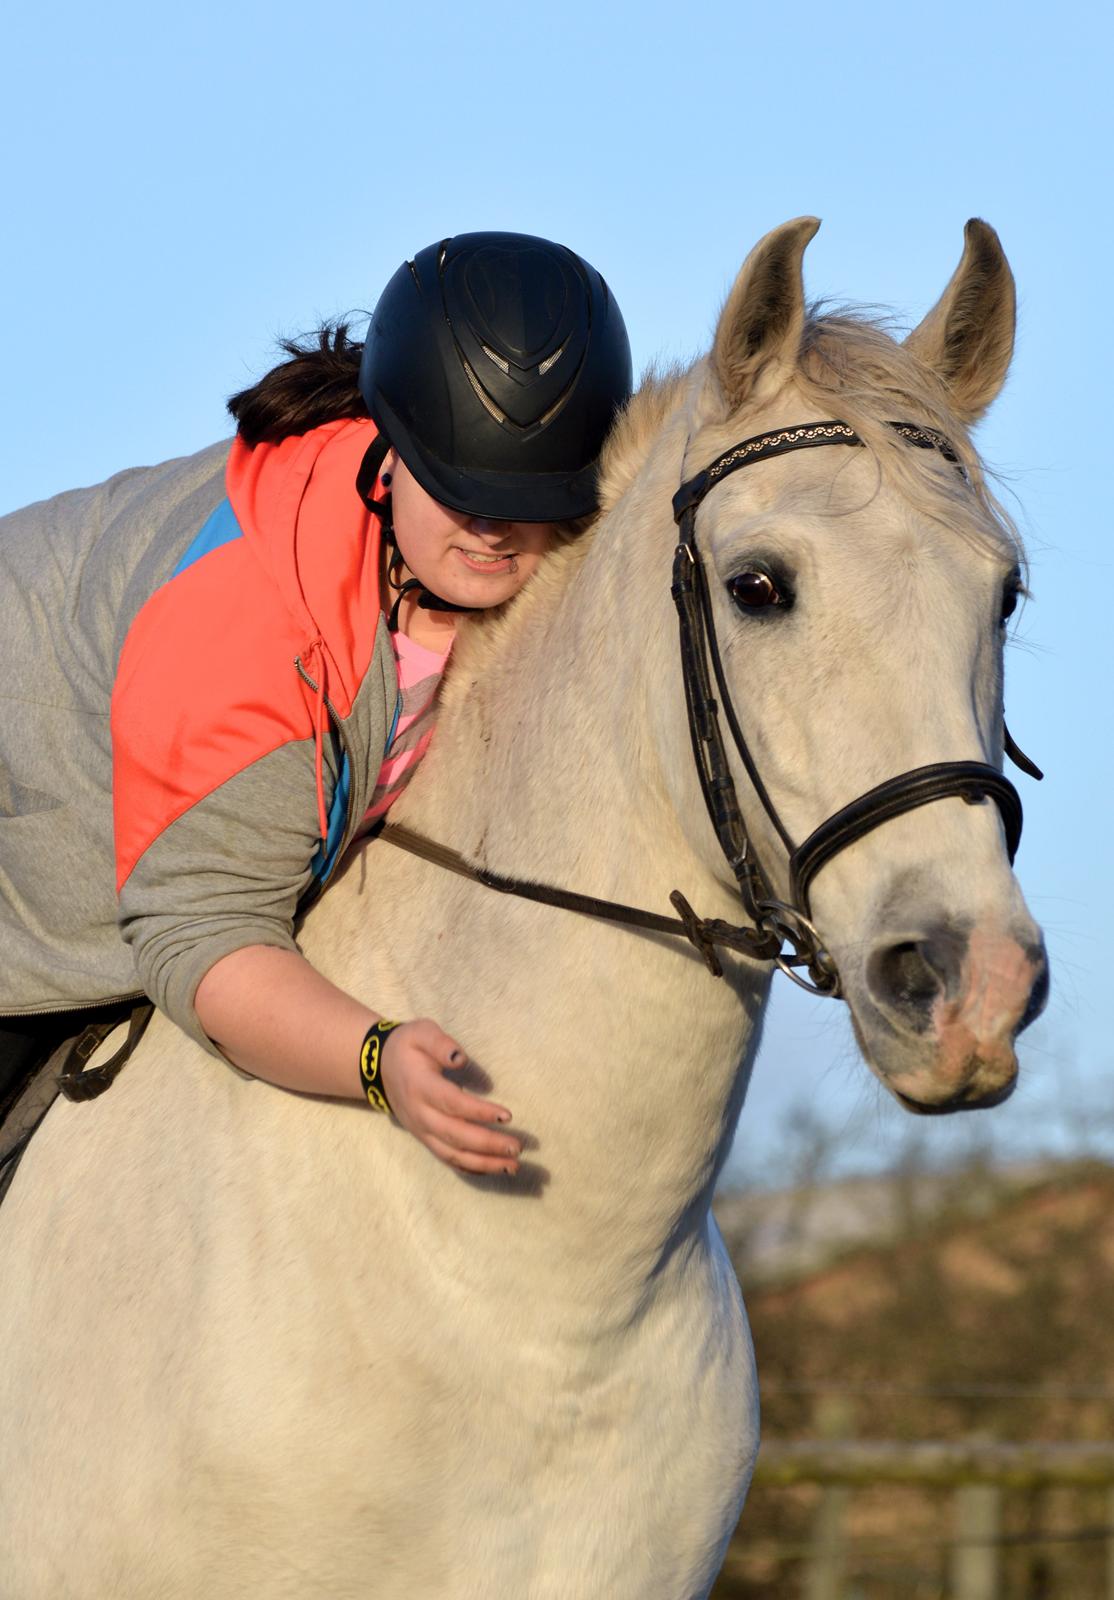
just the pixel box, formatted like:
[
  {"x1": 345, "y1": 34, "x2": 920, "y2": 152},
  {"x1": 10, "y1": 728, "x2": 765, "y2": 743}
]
[{"x1": 644, "y1": 218, "x2": 1047, "y2": 1114}]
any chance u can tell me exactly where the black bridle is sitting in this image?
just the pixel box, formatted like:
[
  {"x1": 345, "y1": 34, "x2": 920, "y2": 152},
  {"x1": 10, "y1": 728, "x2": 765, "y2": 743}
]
[
  {"x1": 669, "y1": 419, "x2": 1035, "y2": 995},
  {"x1": 382, "y1": 418, "x2": 1040, "y2": 997}
]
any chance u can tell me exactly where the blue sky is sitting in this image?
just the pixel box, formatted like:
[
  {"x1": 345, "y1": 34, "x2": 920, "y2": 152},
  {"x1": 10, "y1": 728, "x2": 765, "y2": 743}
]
[{"x1": 4, "y1": 0, "x2": 1109, "y2": 1183}]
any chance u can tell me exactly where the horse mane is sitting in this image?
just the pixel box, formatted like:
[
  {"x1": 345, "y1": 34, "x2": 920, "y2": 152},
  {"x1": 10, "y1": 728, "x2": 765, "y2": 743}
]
[
  {"x1": 596, "y1": 303, "x2": 1024, "y2": 565},
  {"x1": 597, "y1": 361, "x2": 690, "y2": 513}
]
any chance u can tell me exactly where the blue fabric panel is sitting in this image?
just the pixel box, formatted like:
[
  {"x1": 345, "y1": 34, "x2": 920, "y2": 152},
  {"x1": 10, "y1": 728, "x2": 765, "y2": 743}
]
[
  {"x1": 310, "y1": 688, "x2": 401, "y2": 886},
  {"x1": 386, "y1": 690, "x2": 402, "y2": 751},
  {"x1": 310, "y1": 750, "x2": 351, "y2": 885},
  {"x1": 170, "y1": 498, "x2": 243, "y2": 579}
]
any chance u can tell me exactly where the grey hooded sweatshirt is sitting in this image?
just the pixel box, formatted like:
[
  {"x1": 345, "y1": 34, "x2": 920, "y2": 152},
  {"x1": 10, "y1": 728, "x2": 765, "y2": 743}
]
[{"x1": 0, "y1": 421, "x2": 398, "y2": 1049}]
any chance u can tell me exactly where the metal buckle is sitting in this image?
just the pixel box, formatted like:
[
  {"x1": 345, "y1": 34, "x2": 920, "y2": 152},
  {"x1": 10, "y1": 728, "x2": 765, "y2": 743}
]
[
  {"x1": 668, "y1": 890, "x2": 725, "y2": 977},
  {"x1": 756, "y1": 899, "x2": 841, "y2": 998}
]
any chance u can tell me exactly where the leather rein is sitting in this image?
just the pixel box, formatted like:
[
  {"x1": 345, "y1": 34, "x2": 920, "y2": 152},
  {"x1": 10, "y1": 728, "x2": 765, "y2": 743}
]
[{"x1": 382, "y1": 418, "x2": 1041, "y2": 998}]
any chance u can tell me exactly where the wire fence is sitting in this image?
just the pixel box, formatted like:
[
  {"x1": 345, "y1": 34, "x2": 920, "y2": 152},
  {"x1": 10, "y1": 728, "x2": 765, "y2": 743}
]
[
  {"x1": 716, "y1": 1437, "x2": 1114, "y2": 1600},
  {"x1": 760, "y1": 1382, "x2": 1114, "y2": 1401}
]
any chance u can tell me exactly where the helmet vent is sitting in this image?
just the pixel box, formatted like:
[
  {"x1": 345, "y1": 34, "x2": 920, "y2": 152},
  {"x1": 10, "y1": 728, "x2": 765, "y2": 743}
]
[
  {"x1": 538, "y1": 392, "x2": 571, "y2": 428},
  {"x1": 481, "y1": 344, "x2": 511, "y2": 375},
  {"x1": 460, "y1": 357, "x2": 508, "y2": 424},
  {"x1": 538, "y1": 342, "x2": 566, "y2": 377}
]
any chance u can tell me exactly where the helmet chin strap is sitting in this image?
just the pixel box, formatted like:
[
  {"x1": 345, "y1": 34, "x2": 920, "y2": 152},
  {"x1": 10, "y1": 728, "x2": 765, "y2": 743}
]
[
  {"x1": 383, "y1": 525, "x2": 491, "y2": 631},
  {"x1": 356, "y1": 435, "x2": 490, "y2": 630},
  {"x1": 386, "y1": 574, "x2": 485, "y2": 631}
]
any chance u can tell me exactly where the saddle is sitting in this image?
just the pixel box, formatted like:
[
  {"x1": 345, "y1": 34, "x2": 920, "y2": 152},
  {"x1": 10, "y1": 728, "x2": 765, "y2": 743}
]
[{"x1": 0, "y1": 1002, "x2": 153, "y2": 1205}]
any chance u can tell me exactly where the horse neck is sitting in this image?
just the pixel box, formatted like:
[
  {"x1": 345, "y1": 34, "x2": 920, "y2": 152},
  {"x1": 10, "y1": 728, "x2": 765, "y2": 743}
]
[
  {"x1": 387, "y1": 399, "x2": 769, "y2": 1226},
  {"x1": 408, "y1": 402, "x2": 690, "y2": 896}
]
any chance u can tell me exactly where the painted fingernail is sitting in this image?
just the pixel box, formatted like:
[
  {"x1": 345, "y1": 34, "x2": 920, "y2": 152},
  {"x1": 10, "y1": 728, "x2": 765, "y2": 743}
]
[
  {"x1": 505, "y1": 1164, "x2": 516, "y2": 1175},
  {"x1": 506, "y1": 1145, "x2": 518, "y2": 1158},
  {"x1": 449, "y1": 1050, "x2": 465, "y2": 1065},
  {"x1": 498, "y1": 1111, "x2": 511, "y2": 1123}
]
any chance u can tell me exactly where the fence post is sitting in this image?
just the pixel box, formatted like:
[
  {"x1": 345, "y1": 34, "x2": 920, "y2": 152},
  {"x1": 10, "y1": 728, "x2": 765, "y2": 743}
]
[
  {"x1": 950, "y1": 1479, "x2": 1001, "y2": 1600},
  {"x1": 803, "y1": 1396, "x2": 854, "y2": 1600}
]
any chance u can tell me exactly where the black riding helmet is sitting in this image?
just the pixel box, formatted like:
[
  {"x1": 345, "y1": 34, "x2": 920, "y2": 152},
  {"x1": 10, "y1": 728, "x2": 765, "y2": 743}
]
[{"x1": 358, "y1": 231, "x2": 633, "y2": 524}]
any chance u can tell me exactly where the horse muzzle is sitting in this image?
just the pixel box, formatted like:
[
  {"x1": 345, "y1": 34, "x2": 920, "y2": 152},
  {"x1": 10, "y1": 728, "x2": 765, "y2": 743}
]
[{"x1": 852, "y1": 921, "x2": 1049, "y2": 1113}]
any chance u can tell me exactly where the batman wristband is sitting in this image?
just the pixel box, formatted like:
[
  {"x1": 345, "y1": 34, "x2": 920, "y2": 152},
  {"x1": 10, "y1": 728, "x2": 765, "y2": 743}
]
[{"x1": 359, "y1": 1020, "x2": 402, "y2": 1113}]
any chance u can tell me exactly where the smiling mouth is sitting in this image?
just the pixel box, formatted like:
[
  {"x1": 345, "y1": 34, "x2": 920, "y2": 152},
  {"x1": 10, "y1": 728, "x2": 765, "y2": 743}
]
[{"x1": 454, "y1": 548, "x2": 518, "y2": 570}]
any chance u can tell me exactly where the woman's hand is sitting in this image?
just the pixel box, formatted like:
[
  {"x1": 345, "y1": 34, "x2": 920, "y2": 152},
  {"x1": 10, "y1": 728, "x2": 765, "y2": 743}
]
[{"x1": 380, "y1": 1020, "x2": 521, "y2": 1176}]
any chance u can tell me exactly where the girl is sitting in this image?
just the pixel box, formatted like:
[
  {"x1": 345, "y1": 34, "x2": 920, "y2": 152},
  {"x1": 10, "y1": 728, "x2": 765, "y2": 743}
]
[{"x1": 0, "y1": 230, "x2": 632, "y2": 1178}]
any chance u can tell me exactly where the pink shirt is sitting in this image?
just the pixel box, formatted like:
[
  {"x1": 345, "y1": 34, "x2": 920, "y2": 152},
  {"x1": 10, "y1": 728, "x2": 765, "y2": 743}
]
[{"x1": 364, "y1": 628, "x2": 452, "y2": 824}]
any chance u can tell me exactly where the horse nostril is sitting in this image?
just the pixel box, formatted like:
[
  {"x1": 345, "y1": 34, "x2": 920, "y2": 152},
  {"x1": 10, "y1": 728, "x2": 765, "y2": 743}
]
[
  {"x1": 882, "y1": 943, "x2": 940, "y2": 1006},
  {"x1": 867, "y1": 928, "x2": 968, "y2": 1024}
]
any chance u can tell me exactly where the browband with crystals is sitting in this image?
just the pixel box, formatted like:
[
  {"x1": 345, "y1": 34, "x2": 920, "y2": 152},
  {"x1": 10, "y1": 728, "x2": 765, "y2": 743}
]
[{"x1": 673, "y1": 419, "x2": 962, "y2": 520}]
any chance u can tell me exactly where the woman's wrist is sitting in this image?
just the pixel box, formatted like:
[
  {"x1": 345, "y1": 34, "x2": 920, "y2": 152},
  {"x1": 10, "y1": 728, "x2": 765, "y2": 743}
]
[{"x1": 358, "y1": 1018, "x2": 403, "y2": 1112}]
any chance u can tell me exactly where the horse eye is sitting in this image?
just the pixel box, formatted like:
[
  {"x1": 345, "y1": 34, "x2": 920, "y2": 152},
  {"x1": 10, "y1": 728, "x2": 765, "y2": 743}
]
[
  {"x1": 1000, "y1": 584, "x2": 1021, "y2": 626},
  {"x1": 729, "y1": 571, "x2": 782, "y2": 610}
]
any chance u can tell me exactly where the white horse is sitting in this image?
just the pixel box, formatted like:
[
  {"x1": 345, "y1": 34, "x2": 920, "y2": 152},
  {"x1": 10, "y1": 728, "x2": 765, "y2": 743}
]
[{"x1": 0, "y1": 219, "x2": 1047, "y2": 1599}]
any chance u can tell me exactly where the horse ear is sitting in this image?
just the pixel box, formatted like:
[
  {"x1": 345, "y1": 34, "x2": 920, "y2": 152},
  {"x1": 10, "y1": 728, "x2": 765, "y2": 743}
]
[
  {"x1": 712, "y1": 217, "x2": 821, "y2": 412},
  {"x1": 904, "y1": 219, "x2": 1016, "y2": 423}
]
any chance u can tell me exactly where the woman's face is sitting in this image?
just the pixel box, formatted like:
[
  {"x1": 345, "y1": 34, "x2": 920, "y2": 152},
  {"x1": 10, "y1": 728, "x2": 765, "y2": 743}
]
[{"x1": 383, "y1": 450, "x2": 556, "y2": 609}]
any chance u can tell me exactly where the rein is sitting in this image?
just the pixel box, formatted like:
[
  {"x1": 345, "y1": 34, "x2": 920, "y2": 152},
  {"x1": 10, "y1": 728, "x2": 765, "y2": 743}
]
[
  {"x1": 382, "y1": 418, "x2": 1040, "y2": 996},
  {"x1": 380, "y1": 824, "x2": 777, "y2": 979}
]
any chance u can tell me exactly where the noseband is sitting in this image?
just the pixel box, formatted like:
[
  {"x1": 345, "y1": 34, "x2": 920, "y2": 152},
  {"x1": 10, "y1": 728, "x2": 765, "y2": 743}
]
[
  {"x1": 670, "y1": 419, "x2": 1035, "y2": 996},
  {"x1": 382, "y1": 418, "x2": 1040, "y2": 998}
]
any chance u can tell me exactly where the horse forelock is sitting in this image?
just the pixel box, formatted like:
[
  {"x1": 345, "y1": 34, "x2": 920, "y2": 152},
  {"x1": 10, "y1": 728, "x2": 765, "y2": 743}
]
[
  {"x1": 611, "y1": 306, "x2": 1024, "y2": 567},
  {"x1": 791, "y1": 305, "x2": 1025, "y2": 569}
]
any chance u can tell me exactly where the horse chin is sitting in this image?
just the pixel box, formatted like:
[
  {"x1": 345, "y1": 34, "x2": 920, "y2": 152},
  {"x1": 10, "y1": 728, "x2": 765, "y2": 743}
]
[
  {"x1": 889, "y1": 1069, "x2": 1019, "y2": 1117},
  {"x1": 847, "y1": 1005, "x2": 1022, "y2": 1117}
]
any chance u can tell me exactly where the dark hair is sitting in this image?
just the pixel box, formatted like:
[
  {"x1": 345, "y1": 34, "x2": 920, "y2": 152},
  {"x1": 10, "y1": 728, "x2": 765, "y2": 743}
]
[{"x1": 227, "y1": 320, "x2": 369, "y2": 445}]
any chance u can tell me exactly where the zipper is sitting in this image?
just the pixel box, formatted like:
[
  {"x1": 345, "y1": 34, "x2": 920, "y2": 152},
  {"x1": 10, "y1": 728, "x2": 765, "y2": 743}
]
[
  {"x1": 1, "y1": 989, "x2": 147, "y2": 1022},
  {"x1": 294, "y1": 654, "x2": 343, "y2": 724}
]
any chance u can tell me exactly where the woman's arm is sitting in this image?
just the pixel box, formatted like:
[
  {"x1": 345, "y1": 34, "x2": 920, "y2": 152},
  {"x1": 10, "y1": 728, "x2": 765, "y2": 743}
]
[
  {"x1": 194, "y1": 944, "x2": 522, "y2": 1174},
  {"x1": 194, "y1": 944, "x2": 376, "y2": 1098}
]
